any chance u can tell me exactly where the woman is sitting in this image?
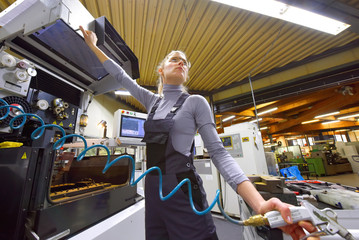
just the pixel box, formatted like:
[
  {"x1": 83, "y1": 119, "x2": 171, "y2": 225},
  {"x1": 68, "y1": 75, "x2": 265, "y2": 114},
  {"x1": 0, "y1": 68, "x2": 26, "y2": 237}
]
[{"x1": 79, "y1": 26, "x2": 318, "y2": 240}]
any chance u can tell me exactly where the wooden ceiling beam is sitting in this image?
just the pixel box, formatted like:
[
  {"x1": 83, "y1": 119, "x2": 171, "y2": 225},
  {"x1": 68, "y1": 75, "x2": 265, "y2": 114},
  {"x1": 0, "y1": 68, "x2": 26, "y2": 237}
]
[
  {"x1": 269, "y1": 85, "x2": 359, "y2": 134},
  {"x1": 286, "y1": 121, "x2": 359, "y2": 133},
  {"x1": 224, "y1": 110, "x2": 255, "y2": 117},
  {"x1": 274, "y1": 90, "x2": 337, "y2": 113},
  {"x1": 339, "y1": 106, "x2": 359, "y2": 114}
]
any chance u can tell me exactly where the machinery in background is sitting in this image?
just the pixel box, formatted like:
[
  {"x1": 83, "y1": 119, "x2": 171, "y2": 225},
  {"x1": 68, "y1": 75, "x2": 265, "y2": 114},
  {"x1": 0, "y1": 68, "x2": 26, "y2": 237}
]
[
  {"x1": 336, "y1": 141, "x2": 359, "y2": 174},
  {"x1": 193, "y1": 158, "x2": 222, "y2": 213},
  {"x1": 285, "y1": 180, "x2": 359, "y2": 210},
  {"x1": 195, "y1": 122, "x2": 270, "y2": 217},
  {"x1": 0, "y1": 1, "x2": 142, "y2": 239},
  {"x1": 306, "y1": 143, "x2": 353, "y2": 176},
  {"x1": 219, "y1": 123, "x2": 269, "y2": 217},
  {"x1": 221, "y1": 123, "x2": 269, "y2": 176}
]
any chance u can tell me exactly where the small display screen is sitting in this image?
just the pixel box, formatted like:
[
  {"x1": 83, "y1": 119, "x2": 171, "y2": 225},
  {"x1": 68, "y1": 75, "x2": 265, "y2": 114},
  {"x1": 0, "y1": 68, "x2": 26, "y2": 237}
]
[
  {"x1": 120, "y1": 115, "x2": 145, "y2": 138},
  {"x1": 221, "y1": 136, "x2": 232, "y2": 147}
]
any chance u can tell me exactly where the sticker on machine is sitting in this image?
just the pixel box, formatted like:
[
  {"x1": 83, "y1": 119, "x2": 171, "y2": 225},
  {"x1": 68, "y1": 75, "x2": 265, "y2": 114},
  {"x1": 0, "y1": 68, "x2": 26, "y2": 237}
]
[{"x1": 242, "y1": 137, "x2": 249, "y2": 142}]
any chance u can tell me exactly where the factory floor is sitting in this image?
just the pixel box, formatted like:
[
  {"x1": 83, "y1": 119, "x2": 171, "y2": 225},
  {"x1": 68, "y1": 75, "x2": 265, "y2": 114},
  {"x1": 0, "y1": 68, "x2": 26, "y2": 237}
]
[
  {"x1": 309, "y1": 172, "x2": 359, "y2": 187},
  {"x1": 213, "y1": 215, "x2": 242, "y2": 240}
]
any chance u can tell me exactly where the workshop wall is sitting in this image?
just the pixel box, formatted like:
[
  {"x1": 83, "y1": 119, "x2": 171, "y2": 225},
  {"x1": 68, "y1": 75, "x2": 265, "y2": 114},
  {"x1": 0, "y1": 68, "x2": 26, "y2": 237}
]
[{"x1": 84, "y1": 94, "x2": 135, "y2": 138}]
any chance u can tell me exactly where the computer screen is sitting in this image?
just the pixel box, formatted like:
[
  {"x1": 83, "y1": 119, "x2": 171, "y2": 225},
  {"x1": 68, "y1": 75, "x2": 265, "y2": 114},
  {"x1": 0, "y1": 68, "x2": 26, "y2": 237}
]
[
  {"x1": 221, "y1": 136, "x2": 233, "y2": 148},
  {"x1": 120, "y1": 115, "x2": 145, "y2": 138}
]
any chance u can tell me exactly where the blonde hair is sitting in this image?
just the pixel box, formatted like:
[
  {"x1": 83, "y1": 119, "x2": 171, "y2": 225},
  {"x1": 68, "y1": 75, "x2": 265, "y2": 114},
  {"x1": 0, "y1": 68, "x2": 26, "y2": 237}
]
[{"x1": 156, "y1": 50, "x2": 191, "y2": 96}]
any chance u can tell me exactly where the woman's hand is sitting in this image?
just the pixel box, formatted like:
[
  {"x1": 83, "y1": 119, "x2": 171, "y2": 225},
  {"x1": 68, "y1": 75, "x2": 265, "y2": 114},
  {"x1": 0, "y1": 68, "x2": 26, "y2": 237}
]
[
  {"x1": 79, "y1": 25, "x2": 98, "y2": 49},
  {"x1": 79, "y1": 26, "x2": 109, "y2": 63},
  {"x1": 258, "y1": 198, "x2": 319, "y2": 240}
]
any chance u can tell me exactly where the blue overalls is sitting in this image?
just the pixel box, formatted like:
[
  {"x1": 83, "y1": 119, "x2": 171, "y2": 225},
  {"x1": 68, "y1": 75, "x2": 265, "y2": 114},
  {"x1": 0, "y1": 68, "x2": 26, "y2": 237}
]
[{"x1": 142, "y1": 93, "x2": 218, "y2": 240}]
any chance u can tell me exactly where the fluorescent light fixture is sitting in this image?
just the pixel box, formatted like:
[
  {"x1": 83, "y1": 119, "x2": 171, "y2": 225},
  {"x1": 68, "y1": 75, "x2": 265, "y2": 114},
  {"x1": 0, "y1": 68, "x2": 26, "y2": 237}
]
[
  {"x1": 211, "y1": 0, "x2": 350, "y2": 35},
  {"x1": 258, "y1": 107, "x2": 278, "y2": 116},
  {"x1": 260, "y1": 126, "x2": 268, "y2": 130},
  {"x1": 115, "y1": 90, "x2": 131, "y2": 96},
  {"x1": 223, "y1": 115, "x2": 235, "y2": 122},
  {"x1": 249, "y1": 118, "x2": 262, "y2": 123},
  {"x1": 322, "y1": 120, "x2": 340, "y2": 124},
  {"x1": 338, "y1": 113, "x2": 359, "y2": 120},
  {"x1": 264, "y1": 143, "x2": 277, "y2": 147},
  {"x1": 314, "y1": 111, "x2": 340, "y2": 119},
  {"x1": 301, "y1": 119, "x2": 320, "y2": 124},
  {"x1": 335, "y1": 129, "x2": 349, "y2": 132}
]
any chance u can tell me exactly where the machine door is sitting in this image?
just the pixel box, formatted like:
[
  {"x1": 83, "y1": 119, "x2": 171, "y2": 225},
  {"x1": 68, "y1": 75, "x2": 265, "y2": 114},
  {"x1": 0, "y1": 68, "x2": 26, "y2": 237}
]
[{"x1": 0, "y1": 146, "x2": 37, "y2": 240}]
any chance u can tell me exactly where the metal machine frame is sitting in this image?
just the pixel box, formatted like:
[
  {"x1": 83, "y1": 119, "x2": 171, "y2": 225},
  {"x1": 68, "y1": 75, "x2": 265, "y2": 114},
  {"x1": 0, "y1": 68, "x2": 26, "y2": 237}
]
[{"x1": 0, "y1": 1, "x2": 143, "y2": 239}]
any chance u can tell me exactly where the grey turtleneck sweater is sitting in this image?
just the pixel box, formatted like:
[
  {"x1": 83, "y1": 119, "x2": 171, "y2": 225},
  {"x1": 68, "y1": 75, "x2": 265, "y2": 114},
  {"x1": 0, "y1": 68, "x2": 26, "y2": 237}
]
[{"x1": 104, "y1": 59, "x2": 248, "y2": 191}]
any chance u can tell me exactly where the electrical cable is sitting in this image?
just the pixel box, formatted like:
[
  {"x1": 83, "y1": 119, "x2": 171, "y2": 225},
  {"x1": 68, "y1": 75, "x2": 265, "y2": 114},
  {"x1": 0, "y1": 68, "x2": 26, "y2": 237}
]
[
  {"x1": 84, "y1": 94, "x2": 93, "y2": 113},
  {"x1": 0, "y1": 98, "x2": 245, "y2": 225},
  {"x1": 247, "y1": 25, "x2": 284, "y2": 127}
]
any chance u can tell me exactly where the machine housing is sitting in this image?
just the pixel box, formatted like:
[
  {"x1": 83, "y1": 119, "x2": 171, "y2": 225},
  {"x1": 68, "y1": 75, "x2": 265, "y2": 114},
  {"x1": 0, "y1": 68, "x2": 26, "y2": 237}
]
[{"x1": 0, "y1": 1, "x2": 142, "y2": 239}]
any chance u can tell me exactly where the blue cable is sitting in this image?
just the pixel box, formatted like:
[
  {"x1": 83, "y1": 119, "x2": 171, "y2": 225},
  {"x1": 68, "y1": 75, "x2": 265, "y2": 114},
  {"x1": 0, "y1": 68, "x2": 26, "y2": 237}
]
[
  {"x1": 0, "y1": 101, "x2": 242, "y2": 224},
  {"x1": 0, "y1": 98, "x2": 10, "y2": 120},
  {"x1": 101, "y1": 154, "x2": 220, "y2": 216},
  {"x1": 0, "y1": 105, "x2": 26, "y2": 123}
]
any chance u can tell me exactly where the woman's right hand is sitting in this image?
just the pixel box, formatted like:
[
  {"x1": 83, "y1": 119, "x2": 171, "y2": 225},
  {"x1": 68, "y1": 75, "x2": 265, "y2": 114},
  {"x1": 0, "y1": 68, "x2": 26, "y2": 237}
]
[{"x1": 79, "y1": 25, "x2": 98, "y2": 49}]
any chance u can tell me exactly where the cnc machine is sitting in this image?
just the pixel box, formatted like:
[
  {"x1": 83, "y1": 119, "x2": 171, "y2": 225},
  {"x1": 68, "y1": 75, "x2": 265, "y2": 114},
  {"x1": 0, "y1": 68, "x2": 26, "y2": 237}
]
[{"x1": 0, "y1": 1, "x2": 143, "y2": 239}]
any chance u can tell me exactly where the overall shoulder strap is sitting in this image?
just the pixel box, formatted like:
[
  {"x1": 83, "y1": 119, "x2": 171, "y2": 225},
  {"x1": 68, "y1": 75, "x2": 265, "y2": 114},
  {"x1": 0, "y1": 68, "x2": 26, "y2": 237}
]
[
  {"x1": 147, "y1": 97, "x2": 162, "y2": 120},
  {"x1": 165, "y1": 93, "x2": 190, "y2": 119}
]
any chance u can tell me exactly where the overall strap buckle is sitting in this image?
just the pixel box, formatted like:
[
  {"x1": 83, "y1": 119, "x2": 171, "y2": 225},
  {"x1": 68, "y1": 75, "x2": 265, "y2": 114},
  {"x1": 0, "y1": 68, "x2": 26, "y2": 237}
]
[{"x1": 166, "y1": 93, "x2": 190, "y2": 119}]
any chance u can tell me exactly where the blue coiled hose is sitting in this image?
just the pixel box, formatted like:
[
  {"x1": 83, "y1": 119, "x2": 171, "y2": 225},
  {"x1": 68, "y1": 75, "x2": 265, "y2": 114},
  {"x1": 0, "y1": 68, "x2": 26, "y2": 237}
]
[{"x1": 0, "y1": 99, "x2": 241, "y2": 224}]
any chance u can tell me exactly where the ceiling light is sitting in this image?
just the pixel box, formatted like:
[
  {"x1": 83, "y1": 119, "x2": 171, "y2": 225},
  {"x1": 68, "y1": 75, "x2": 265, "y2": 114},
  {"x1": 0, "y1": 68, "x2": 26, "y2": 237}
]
[
  {"x1": 322, "y1": 120, "x2": 340, "y2": 124},
  {"x1": 249, "y1": 118, "x2": 262, "y2": 123},
  {"x1": 286, "y1": 137, "x2": 297, "y2": 140},
  {"x1": 258, "y1": 107, "x2": 278, "y2": 116},
  {"x1": 115, "y1": 90, "x2": 131, "y2": 96},
  {"x1": 260, "y1": 126, "x2": 268, "y2": 130},
  {"x1": 335, "y1": 129, "x2": 349, "y2": 132},
  {"x1": 301, "y1": 119, "x2": 320, "y2": 124},
  {"x1": 338, "y1": 113, "x2": 359, "y2": 120},
  {"x1": 264, "y1": 143, "x2": 277, "y2": 147},
  {"x1": 223, "y1": 115, "x2": 235, "y2": 122},
  {"x1": 314, "y1": 111, "x2": 340, "y2": 119},
  {"x1": 211, "y1": 0, "x2": 350, "y2": 35}
]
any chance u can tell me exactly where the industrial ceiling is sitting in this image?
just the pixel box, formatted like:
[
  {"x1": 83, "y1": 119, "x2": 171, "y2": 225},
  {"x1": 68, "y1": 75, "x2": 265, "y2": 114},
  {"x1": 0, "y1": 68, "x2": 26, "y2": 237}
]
[{"x1": 1, "y1": 0, "x2": 359, "y2": 140}]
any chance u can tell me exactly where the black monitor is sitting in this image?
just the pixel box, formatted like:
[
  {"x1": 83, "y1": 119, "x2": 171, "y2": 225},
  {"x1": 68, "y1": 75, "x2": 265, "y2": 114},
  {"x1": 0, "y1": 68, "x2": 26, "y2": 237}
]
[
  {"x1": 221, "y1": 136, "x2": 233, "y2": 149},
  {"x1": 120, "y1": 115, "x2": 146, "y2": 139},
  {"x1": 113, "y1": 109, "x2": 147, "y2": 146}
]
